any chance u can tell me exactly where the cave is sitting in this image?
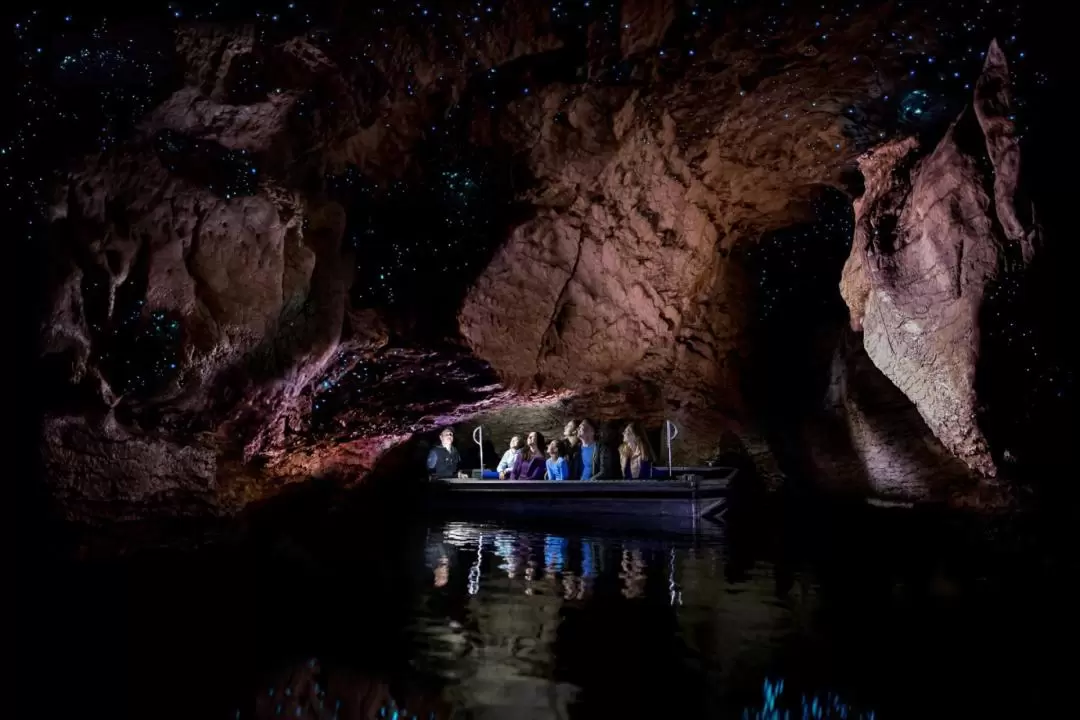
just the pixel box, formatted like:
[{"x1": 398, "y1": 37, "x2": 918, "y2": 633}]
[
  {"x1": 14, "y1": 2, "x2": 1077, "y2": 718},
  {"x1": 16, "y1": 0, "x2": 1071, "y2": 522}
]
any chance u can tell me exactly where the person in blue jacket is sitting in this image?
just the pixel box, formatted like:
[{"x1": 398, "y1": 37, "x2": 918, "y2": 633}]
[{"x1": 545, "y1": 439, "x2": 571, "y2": 481}]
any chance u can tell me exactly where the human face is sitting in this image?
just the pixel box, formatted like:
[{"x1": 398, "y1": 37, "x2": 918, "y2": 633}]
[
  {"x1": 577, "y1": 422, "x2": 594, "y2": 444},
  {"x1": 527, "y1": 432, "x2": 539, "y2": 451},
  {"x1": 440, "y1": 430, "x2": 454, "y2": 448},
  {"x1": 623, "y1": 425, "x2": 635, "y2": 446},
  {"x1": 509, "y1": 435, "x2": 521, "y2": 450},
  {"x1": 564, "y1": 420, "x2": 578, "y2": 438},
  {"x1": 547, "y1": 440, "x2": 559, "y2": 457}
]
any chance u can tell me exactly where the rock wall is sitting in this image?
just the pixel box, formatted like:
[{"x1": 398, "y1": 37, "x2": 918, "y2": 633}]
[
  {"x1": 840, "y1": 41, "x2": 1040, "y2": 483},
  {"x1": 32, "y1": 2, "x2": 1057, "y2": 520}
]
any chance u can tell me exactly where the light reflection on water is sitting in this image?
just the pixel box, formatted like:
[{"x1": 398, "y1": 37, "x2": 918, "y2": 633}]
[
  {"x1": 406, "y1": 521, "x2": 838, "y2": 719},
  {"x1": 42, "y1": 508, "x2": 1074, "y2": 719},
  {"x1": 245, "y1": 521, "x2": 875, "y2": 719}
]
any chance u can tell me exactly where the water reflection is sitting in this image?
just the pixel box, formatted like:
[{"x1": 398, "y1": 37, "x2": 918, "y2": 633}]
[
  {"x1": 253, "y1": 658, "x2": 448, "y2": 719},
  {"x1": 619, "y1": 549, "x2": 647, "y2": 599},
  {"x1": 742, "y1": 678, "x2": 875, "y2": 719},
  {"x1": 409, "y1": 521, "x2": 815, "y2": 718},
  {"x1": 39, "y1": 499, "x2": 1077, "y2": 719}
]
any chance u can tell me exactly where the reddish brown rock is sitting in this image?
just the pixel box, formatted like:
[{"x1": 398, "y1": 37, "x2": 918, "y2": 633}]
[
  {"x1": 36, "y1": 3, "x2": 1042, "y2": 522},
  {"x1": 805, "y1": 327, "x2": 980, "y2": 504},
  {"x1": 460, "y1": 7, "x2": 912, "y2": 470},
  {"x1": 839, "y1": 41, "x2": 1039, "y2": 480}
]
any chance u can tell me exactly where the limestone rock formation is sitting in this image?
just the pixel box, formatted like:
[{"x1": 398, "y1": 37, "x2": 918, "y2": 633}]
[
  {"x1": 807, "y1": 327, "x2": 980, "y2": 504},
  {"x1": 839, "y1": 41, "x2": 1039, "y2": 480},
  {"x1": 32, "y1": 1, "x2": 1052, "y2": 521}
]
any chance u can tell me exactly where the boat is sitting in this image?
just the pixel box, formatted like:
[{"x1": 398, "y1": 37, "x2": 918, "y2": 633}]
[{"x1": 425, "y1": 467, "x2": 735, "y2": 535}]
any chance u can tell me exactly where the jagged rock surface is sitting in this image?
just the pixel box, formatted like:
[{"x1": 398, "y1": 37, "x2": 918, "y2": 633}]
[
  {"x1": 804, "y1": 327, "x2": 979, "y2": 503},
  {"x1": 839, "y1": 41, "x2": 1039, "y2": 480},
  {"x1": 36, "y1": 2, "x2": 1042, "y2": 521}
]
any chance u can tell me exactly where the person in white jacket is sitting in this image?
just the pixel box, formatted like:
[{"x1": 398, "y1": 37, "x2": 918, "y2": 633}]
[{"x1": 496, "y1": 435, "x2": 523, "y2": 479}]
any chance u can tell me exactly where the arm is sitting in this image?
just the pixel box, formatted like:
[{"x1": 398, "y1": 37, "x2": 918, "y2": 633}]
[
  {"x1": 594, "y1": 445, "x2": 619, "y2": 480},
  {"x1": 557, "y1": 457, "x2": 570, "y2": 480},
  {"x1": 496, "y1": 451, "x2": 512, "y2": 473},
  {"x1": 426, "y1": 448, "x2": 438, "y2": 470}
]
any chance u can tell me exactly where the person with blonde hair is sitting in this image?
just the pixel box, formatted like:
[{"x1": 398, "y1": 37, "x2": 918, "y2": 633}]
[{"x1": 619, "y1": 422, "x2": 656, "y2": 479}]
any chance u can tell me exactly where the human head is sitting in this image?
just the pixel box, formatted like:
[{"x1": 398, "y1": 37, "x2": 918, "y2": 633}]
[
  {"x1": 622, "y1": 422, "x2": 655, "y2": 461},
  {"x1": 527, "y1": 431, "x2": 546, "y2": 455},
  {"x1": 439, "y1": 427, "x2": 455, "y2": 449},
  {"x1": 577, "y1": 419, "x2": 596, "y2": 444},
  {"x1": 547, "y1": 440, "x2": 560, "y2": 457},
  {"x1": 564, "y1": 420, "x2": 579, "y2": 438},
  {"x1": 509, "y1": 434, "x2": 522, "y2": 450}
]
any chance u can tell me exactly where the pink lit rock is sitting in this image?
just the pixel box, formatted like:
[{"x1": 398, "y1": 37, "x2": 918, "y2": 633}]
[{"x1": 840, "y1": 41, "x2": 1039, "y2": 479}]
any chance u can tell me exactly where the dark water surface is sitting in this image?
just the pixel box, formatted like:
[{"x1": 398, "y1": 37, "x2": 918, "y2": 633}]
[{"x1": 20, "y1": 498, "x2": 1079, "y2": 719}]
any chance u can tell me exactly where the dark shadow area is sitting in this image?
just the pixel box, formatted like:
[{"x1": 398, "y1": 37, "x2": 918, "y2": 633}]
[
  {"x1": 153, "y1": 130, "x2": 262, "y2": 197},
  {"x1": 974, "y1": 9, "x2": 1076, "y2": 492},
  {"x1": 19, "y1": 497, "x2": 434, "y2": 719},
  {"x1": 738, "y1": 186, "x2": 854, "y2": 482},
  {"x1": 331, "y1": 145, "x2": 531, "y2": 331},
  {"x1": 16, "y1": 458, "x2": 1080, "y2": 718}
]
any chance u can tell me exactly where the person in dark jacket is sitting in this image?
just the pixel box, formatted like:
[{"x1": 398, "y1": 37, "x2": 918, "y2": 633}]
[
  {"x1": 561, "y1": 420, "x2": 582, "y2": 477},
  {"x1": 577, "y1": 421, "x2": 620, "y2": 480},
  {"x1": 427, "y1": 427, "x2": 462, "y2": 478},
  {"x1": 596, "y1": 425, "x2": 622, "y2": 481}
]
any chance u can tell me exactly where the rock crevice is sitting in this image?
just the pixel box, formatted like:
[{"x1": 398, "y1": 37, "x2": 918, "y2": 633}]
[{"x1": 33, "y1": 3, "x2": 1057, "y2": 521}]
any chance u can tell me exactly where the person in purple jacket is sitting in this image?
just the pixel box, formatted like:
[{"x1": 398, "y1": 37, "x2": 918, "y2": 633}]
[{"x1": 511, "y1": 431, "x2": 547, "y2": 479}]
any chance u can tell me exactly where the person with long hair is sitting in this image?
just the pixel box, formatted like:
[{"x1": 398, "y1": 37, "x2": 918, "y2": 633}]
[
  {"x1": 591, "y1": 421, "x2": 622, "y2": 480},
  {"x1": 545, "y1": 439, "x2": 571, "y2": 481},
  {"x1": 511, "y1": 431, "x2": 547, "y2": 479},
  {"x1": 619, "y1": 422, "x2": 656, "y2": 479}
]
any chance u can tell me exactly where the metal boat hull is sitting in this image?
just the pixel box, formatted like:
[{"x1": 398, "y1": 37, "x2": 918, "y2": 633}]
[{"x1": 425, "y1": 472, "x2": 734, "y2": 533}]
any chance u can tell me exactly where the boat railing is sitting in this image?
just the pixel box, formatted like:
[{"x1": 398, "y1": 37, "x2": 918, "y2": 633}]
[
  {"x1": 663, "y1": 419, "x2": 678, "y2": 481},
  {"x1": 472, "y1": 425, "x2": 485, "y2": 473}
]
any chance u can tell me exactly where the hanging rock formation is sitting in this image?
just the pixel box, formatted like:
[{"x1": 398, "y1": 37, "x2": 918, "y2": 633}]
[
  {"x1": 32, "y1": 1, "x2": 1054, "y2": 522},
  {"x1": 839, "y1": 40, "x2": 1040, "y2": 481}
]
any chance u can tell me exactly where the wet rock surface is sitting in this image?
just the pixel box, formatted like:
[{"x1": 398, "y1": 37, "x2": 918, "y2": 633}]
[{"x1": 29, "y1": 2, "x2": 1065, "y2": 520}]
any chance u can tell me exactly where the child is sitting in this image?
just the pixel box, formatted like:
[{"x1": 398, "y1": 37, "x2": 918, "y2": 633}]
[{"x1": 545, "y1": 439, "x2": 571, "y2": 481}]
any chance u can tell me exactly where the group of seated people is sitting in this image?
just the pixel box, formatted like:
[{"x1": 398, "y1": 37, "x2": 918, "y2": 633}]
[{"x1": 426, "y1": 419, "x2": 658, "y2": 481}]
